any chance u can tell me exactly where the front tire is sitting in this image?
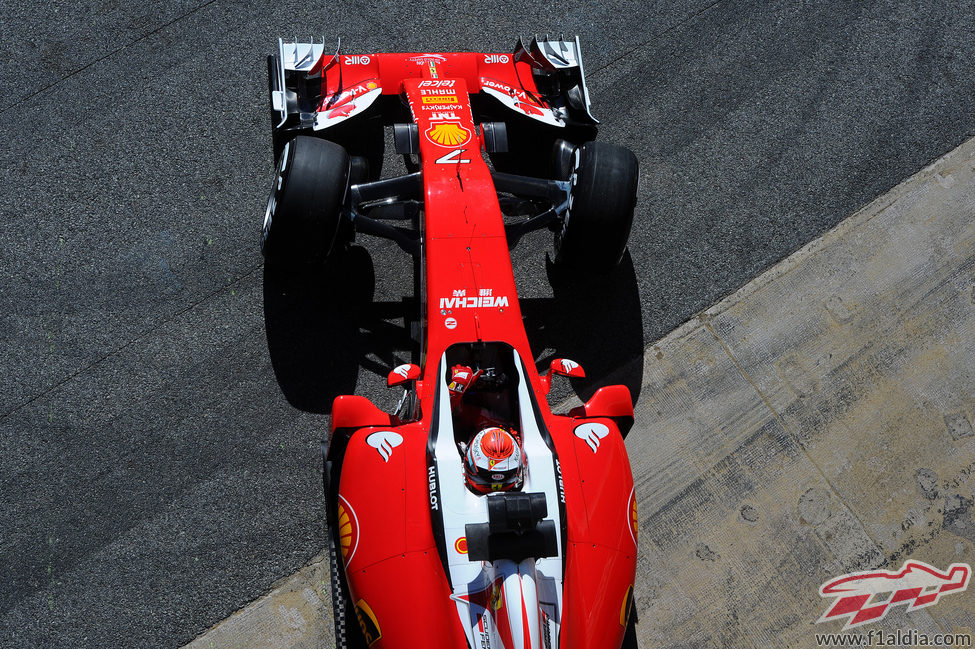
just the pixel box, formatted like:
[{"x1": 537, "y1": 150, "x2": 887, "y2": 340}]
[
  {"x1": 261, "y1": 136, "x2": 350, "y2": 264},
  {"x1": 553, "y1": 141, "x2": 639, "y2": 273}
]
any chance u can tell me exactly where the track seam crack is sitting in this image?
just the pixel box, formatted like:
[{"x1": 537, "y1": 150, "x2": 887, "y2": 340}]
[
  {"x1": 590, "y1": 0, "x2": 724, "y2": 76},
  {"x1": 0, "y1": 0, "x2": 221, "y2": 116},
  {"x1": 0, "y1": 263, "x2": 263, "y2": 424}
]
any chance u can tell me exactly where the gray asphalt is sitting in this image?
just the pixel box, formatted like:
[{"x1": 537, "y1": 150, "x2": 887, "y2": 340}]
[{"x1": 2, "y1": 1, "x2": 975, "y2": 647}]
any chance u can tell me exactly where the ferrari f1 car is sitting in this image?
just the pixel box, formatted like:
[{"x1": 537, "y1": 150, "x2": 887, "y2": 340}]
[{"x1": 261, "y1": 36, "x2": 640, "y2": 649}]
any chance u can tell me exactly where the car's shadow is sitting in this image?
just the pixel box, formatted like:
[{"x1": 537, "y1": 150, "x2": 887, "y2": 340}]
[
  {"x1": 523, "y1": 250, "x2": 645, "y2": 408},
  {"x1": 265, "y1": 246, "x2": 644, "y2": 414},
  {"x1": 263, "y1": 245, "x2": 418, "y2": 414}
]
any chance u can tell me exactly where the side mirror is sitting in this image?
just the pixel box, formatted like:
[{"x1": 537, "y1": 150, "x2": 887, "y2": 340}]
[
  {"x1": 387, "y1": 363, "x2": 421, "y2": 387},
  {"x1": 332, "y1": 395, "x2": 393, "y2": 431},
  {"x1": 540, "y1": 358, "x2": 585, "y2": 394},
  {"x1": 569, "y1": 385, "x2": 634, "y2": 437}
]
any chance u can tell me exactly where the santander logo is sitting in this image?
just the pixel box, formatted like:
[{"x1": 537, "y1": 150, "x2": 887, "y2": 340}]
[
  {"x1": 366, "y1": 431, "x2": 403, "y2": 463},
  {"x1": 573, "y1": 422, "x2": 610, "y2": 454}
]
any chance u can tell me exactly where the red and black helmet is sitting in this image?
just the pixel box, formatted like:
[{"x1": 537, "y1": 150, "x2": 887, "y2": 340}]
[{"x1": 464, "y1": 427, "x2": 525, "y2": 494}]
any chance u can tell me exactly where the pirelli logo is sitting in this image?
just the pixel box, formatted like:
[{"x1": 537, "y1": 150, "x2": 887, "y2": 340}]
[{"x1": 422, "y1": 95, "x2": 458, "y2": 104}]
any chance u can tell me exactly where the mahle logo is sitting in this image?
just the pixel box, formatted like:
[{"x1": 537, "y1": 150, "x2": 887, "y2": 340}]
[{"x1": 817, "y1": 560, "x2": 970, "y2": 629}]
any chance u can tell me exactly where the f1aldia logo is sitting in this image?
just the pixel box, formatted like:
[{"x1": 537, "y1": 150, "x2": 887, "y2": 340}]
[{"x1": 817, "y1": 560, "x2": 971, "y2": 629}]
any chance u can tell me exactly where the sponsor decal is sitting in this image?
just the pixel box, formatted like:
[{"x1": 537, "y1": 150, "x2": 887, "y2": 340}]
[
  {"x1": 327, "y1": 105, "x2": 355, "y2": 119},
  {"x1": 343, "y1": 55, "x2": 371, "y2": 65},
  {"x1": 560, "y1": 358, "x2": 580, "y2": 373},
  {"x1": 422, "y1": 95, "x2": 458, "y2": 104},
  {"x1": 516, "y1": 101, "x2": 544, "y2": 117},
  {"x1": 628, "y1": 488, "x2": 638, "y2": 545},
  {"x1": 324, "y1": 80, "x2": 379, "y2": 108},
  {"x1": 337, "y1": 495, "x2": 359, "y2": 566},
  {"x1": 491, "y1": 473, "x2": 505, "y2": 480},
  {"x1": 555, "y1": 459, "x2": 565, "y2": 504},
  {"x1": 490, "y1": 581, "x2": 503, "y2": 611},
  {"x1": 423, "y1": 103, "x2": 463, "y2": 112},
  {"x1": 482, "y1": 77, "x2": 527, "y2": 99},
  {"x1": 418, "y1": 79, "x2": 454, "y2": 87},
  {"x1": 426, "y1": 119, "x2": 471, "y2": 147},
  {"x1": 573, "y1": 422, "x2": 610, "y2": 453},
  {"x1": 619, "y1": 585, "x2": 634, "y2": 627},
  {"x1": 484, "y1": 54, "x2": 510, "y2": 64},
  {"x1": 409, "y1": 54, "x2": 447, "y2": 65},
  {"x1": 444, "y1": 317, "x2": 457, "y2": 329},
  {"x1": 439, "y1": 295, "x2": 509, "y2": 309},
  {"x1": 427, "y1": 465, "x2": 439, "y2": 510},
  {"x1": 365, "y1": 431, "x2": 403, "y2": 462},
  {"x1": 354, "y1": 599, "x2": 382, "y2": 646},
  {"x1": 455, "y1": 537, "x2": 468, "y2": 554},
  {"x1": 817, "y1": 560, "x2": 971, "y2": 629},
  {"x1": 391, "y1": 364, "x2": 411, "y2": 379}
]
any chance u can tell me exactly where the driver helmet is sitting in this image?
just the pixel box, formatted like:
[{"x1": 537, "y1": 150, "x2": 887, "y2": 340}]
[{"x1": 464, "y1": 427, "x2": 525, "y2": 494}]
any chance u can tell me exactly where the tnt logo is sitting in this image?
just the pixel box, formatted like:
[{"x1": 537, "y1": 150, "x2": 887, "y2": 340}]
[{"x1": 817, "y1": 560, "x2": 971, "y2": 629}]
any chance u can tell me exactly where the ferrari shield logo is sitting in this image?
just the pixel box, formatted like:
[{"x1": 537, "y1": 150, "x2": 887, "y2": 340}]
[{"x1": 426, "y1": 119, "x2": 471, "y2": 147}]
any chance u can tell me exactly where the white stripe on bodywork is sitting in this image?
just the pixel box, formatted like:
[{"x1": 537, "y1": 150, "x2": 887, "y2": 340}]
[{"x1": 433, "y1": 350, "x2": 564, "y2": 649}]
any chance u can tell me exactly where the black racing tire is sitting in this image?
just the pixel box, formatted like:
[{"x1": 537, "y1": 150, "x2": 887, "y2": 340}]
[
  {"x1": 261, "y1": 136, "x2": 350, "y2": 264},
  {"x1": 553, "y1": 141, "x2": 639, "y2": 273}
]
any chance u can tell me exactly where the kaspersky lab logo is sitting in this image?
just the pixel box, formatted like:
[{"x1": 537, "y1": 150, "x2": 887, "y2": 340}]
[{"x1": 817, "y1": 560, "x2": 970, "y2": 629}]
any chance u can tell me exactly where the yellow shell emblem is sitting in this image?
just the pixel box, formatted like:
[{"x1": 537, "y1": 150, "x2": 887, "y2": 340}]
[
  {"x1": 630, "y1": 497, "x2": 638, "y2": 541},
  {"x1": 427, "y1": 121, "x2": 470, "y2": 147},
  {"x1": 338, "y1": 503, "x2": 353, "y2": 560}
]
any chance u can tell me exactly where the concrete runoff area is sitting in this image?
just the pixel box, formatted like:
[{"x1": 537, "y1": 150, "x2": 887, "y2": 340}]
[{"x1": 186, "y1": 138, "x2": 975, "y2": 647}]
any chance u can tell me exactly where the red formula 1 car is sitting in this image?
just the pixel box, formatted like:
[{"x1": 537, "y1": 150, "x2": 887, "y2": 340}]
[{"x1": 261, "y1": 36, "x2": 640, "y2": 649}]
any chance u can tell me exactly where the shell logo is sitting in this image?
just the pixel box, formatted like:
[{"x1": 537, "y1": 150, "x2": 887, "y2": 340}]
[
  {"x1": 426, "y1": 121, "x2": 470, "y2": 147},
  {"x1": 455, "y1": 537, "x2": 468, "y2": 554},
  {"x1": 337, "y1": 495, "x2": 360, "y2": 566}
]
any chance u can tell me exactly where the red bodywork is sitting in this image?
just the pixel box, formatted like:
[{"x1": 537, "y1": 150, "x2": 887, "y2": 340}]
[{"x1": 327, "y1": 51, "x2": 636, "y2": 649}]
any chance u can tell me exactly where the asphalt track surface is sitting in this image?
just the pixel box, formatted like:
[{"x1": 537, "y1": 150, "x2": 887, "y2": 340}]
[{"x1": 2, "y1": 1, "x2": 975, "y2": 647}]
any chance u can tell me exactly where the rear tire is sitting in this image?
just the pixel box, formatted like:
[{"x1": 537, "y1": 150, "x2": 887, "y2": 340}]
[
  {"x1": 261, "y1": 136, "x2": 350, "y2": 264},
  {"x1": 553, "y1": 141, "x2": 639, "y2": 273}
]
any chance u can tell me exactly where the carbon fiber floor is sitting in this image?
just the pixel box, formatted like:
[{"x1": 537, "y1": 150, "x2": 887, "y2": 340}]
[{"x1": 3, "y1": 1, "x2": 975, "y2": 647}]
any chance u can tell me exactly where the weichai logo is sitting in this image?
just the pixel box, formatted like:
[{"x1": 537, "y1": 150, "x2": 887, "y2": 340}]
[
  {"x1": 439, "y1": 295, "x2": 509, "y2": 309},
  {"x1": 425, "y1": 118, "x2": 471, "y2": 147},
  {"x1": 817, "y1": 560, "x2": 971, "y2": 629}
]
